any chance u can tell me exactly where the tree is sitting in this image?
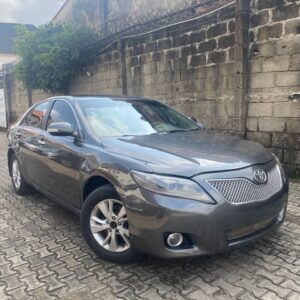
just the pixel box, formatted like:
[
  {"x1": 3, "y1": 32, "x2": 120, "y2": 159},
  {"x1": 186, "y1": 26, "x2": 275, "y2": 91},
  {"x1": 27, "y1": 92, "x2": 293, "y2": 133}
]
[{"x1": 15, "y1": 24, "x2": 98, "y2": 94}]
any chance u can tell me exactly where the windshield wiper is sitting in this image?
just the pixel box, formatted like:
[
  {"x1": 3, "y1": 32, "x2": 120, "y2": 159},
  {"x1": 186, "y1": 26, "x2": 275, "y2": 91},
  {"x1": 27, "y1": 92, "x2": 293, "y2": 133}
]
[
  {"x1": 189, "y1": 127, "x2": 203, "y2": 131},
  {"x1": 166, "y1": 129, "x2": 189, "y2": 133},
  {"x1": 167, "y1": 128, "x2": 201, "y2": 133}
]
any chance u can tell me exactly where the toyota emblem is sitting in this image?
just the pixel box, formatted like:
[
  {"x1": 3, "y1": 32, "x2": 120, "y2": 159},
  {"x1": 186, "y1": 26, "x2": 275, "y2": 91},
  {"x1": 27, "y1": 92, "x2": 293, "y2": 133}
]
[{"x1": 253, "y1": 169, "x2": 268, "y2": 184}]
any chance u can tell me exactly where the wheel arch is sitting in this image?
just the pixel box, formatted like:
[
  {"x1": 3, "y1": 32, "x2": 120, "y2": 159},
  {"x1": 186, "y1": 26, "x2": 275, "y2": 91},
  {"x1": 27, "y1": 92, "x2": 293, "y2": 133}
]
[
  {"x1": 7, "y1": 148, "x2": 15, "y2": 176},
  {"x1": 82, "y1": 175, "x2": 116, "y2": 204}
]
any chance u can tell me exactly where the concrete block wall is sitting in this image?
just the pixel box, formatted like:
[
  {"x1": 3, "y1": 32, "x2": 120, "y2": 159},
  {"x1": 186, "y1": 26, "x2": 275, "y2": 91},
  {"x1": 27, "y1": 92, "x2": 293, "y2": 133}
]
[
  {"x1": 125, "y1": 2, "x2": 238, "y2": 132},
  {"x1": 69, "y1": 48, "x2": 123, "y2": 95},
  {"x1": 247, "y1": 0, "x2": 300, "y2": 174},
  {"x1": 11, "y1": 79, "x2": 29, "y2": 119},
  {"x1": 5, "y1": 0, "x2": 300, "y2": 174},
  {"x1": 8, "y1": 79, "x2": 51, "y2": 121}
]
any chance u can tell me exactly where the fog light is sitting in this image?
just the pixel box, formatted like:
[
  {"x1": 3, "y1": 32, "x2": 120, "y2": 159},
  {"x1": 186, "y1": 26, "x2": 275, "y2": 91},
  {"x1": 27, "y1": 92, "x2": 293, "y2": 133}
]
[
  {"x1": 167, "y1": 233, "x2": 183, "y2": 247},
  {"x1": 278, "y1": 207, "x2": 285, "y2": 222}
]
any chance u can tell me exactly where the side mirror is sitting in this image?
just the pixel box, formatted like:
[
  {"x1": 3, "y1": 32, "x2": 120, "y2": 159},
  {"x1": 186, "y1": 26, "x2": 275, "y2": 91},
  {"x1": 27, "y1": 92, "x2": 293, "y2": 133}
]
[
  {"x1": 47, "y1": 122, "x2": 74, "y2": 137},
  {"x1": 190, "y1": 116, "x2": 205, "y2": 128},
  {"x1": 190, "y1": 116, "x2": 198, "y2": 123}
]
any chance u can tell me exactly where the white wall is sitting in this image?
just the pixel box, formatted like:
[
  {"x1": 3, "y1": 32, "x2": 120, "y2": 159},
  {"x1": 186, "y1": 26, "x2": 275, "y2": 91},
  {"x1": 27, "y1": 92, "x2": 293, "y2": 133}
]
[{"x1": 0, "y1": 53, "x2": 17, "y2": 69}]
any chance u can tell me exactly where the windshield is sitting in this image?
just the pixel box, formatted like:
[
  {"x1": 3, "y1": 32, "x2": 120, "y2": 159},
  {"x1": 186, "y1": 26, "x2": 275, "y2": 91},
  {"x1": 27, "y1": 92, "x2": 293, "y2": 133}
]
[{"x1": 78, "y1": 98, "x2": 200, "y2": 137}]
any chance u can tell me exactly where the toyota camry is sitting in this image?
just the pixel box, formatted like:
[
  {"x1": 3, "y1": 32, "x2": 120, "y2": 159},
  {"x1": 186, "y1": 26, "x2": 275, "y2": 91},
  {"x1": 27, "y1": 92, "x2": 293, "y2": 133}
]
[{"x1": 7, "y1": 96, "x2": 289, "y2": 263}]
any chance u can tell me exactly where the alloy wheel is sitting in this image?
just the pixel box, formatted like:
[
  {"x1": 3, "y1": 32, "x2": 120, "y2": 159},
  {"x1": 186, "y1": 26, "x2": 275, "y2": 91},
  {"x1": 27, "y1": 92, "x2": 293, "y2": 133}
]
[
  {"x1": 90, "y1": 199, "x2": 130, "y2": 252},
  {"x1": 12, "y1": 159, "x2": 21, "y2": 190}
]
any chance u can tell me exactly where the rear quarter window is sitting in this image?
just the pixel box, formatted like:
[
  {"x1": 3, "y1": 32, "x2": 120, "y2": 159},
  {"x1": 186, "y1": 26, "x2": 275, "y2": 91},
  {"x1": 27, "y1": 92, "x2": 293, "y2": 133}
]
[{"x1": 20, "y1": 101, "x2": 50, "y2": 129}]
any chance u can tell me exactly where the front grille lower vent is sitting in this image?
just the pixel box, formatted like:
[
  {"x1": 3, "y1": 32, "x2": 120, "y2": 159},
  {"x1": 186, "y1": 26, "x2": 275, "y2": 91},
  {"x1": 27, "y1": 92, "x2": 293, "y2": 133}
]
[{"x1": 206, "y1": 166, "x2": 282, "y2": 205}]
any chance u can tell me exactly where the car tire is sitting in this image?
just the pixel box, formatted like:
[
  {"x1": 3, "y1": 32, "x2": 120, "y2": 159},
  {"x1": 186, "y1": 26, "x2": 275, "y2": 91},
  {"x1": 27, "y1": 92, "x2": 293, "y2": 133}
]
[
  {"x1": 81, "y1": 184, "x2": 141, "y2": 263},
  {"x1": 10, "y1": 154, "x2": 33, "y2": 195}
]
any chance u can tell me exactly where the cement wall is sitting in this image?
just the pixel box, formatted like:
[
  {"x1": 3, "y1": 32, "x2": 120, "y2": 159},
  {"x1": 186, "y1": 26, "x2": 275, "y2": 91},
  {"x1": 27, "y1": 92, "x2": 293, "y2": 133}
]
[
  {"x1": 52, "y1": 0, "x2": 232, "y2": 33},
  {"x1": 53, "y1": 0, "x2": 102, "y2": 32},
  {"x1": 4, "y1": 76, "x2": 50, "y2": 122},
  {"x1": 125, "y1": 3, "x2": 238, "y2": 133},
  {"x1": 5, "y1": 0, "x2": 300, "y2": 174},
  {"x1": 0, "y1": 53, "x2": 17, "y2": 68},
  {"x1": 246, "y1": 0, "x2": 300, "y2": 175}
]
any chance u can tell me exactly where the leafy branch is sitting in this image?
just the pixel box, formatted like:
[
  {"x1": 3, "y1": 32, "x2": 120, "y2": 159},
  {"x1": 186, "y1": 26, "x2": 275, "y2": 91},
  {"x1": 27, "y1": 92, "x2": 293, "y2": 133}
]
[{"x1": 14, "y1": 24, "x2": 98, "y2": 94}]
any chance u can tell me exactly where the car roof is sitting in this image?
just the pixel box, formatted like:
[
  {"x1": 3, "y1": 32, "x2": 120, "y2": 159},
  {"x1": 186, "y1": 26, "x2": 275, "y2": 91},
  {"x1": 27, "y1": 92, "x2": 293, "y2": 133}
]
[{"x1": 50, "y1": 95, "x2": 154, "y2": 102}]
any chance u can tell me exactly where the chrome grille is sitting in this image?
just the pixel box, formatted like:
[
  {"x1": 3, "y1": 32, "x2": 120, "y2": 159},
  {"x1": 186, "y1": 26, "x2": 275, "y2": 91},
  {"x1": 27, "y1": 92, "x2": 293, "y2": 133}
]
[{"x1": 206, "y1": 166, "x2": 282, "y2": 204}]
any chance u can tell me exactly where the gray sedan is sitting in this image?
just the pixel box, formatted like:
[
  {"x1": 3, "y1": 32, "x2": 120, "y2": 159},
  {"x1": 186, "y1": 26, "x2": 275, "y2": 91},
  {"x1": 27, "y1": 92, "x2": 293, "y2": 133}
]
[{"x1": 7, "y1": 96, "x2": 288, "y2": 263}]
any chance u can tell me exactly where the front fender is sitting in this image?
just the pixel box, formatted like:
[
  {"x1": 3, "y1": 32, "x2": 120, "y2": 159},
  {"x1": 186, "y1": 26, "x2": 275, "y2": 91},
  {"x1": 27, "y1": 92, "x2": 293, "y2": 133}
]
[{"x1": 80, "y1": 146, "x2": 153, "y2": 208}]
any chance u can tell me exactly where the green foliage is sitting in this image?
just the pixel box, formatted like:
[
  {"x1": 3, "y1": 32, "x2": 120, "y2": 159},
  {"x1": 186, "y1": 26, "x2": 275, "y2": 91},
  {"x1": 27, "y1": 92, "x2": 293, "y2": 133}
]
[{"x1": 14, "y1": 24, "x2": 98, "y2": 94}]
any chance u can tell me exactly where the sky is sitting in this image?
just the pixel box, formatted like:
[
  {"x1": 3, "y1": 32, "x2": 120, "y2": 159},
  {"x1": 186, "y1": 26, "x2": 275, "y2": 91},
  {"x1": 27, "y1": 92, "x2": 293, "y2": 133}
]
[{"x1": 0, "y1": 0, "x2": 66, "y2": 26}]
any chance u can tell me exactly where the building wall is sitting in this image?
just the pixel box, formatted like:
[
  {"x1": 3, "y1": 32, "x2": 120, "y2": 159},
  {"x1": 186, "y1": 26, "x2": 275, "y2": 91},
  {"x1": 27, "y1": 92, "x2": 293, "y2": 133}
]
[
  {"x1": 0, "y1": 53, "x2": 17, "y2": 68},
  {"x1": 69, "y1": 48, "x2": 123, "y2": 95},
  {"x1": 52, "y1": 0, "x2": 232, "y2": 33},
  {"x1": 6, "y1": 77, "x2": 50, "y2": 122},
  {"x1": 246, "y1": 0, "x2": 300, "y2": 174},
  {"x1": 5, "y1": 0, "x2": 300, "y2": 174},
  {"x1": 53, "y1": 0, "x2": 102, "y2": 32},
  {"x1": 125, "y1": 3, "x2": 238, "y2": 132},
  {"x1": 104, "y1": 0, "x2": 233, "y2": 23}
]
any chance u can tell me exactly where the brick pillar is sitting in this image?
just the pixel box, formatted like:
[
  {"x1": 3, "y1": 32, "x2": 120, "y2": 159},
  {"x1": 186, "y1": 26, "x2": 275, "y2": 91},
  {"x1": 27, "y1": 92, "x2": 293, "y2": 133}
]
[{"x1": 234, "y1": 0, "x2": 250, "y2": 137}]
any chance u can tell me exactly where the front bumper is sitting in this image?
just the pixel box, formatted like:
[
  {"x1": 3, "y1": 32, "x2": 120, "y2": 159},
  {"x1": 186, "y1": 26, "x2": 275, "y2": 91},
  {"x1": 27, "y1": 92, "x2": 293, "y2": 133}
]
[{"x1": 123, "y1": 163, "x2": 289, "y2": 258}]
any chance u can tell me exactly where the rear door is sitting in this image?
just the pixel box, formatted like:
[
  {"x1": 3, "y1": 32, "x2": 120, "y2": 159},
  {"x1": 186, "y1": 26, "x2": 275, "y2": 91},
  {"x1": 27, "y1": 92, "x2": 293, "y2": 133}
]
[
  {"x1": 36, "y1": 100, "x2": 83, "y2": 209},
  {"x1": 17, "y1": 101, "x2": 51, "y2": 186}
]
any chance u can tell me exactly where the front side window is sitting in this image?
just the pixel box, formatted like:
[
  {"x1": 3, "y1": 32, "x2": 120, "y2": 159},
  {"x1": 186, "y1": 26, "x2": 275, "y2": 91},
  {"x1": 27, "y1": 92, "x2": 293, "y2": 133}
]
[
  {"x1": 78, "y1": 99, "x2": 200, "y2": 137},
  {"x1": 21, "y1": 101, "x2": 50, "y2": 129},
  {"x1": 47, "y1": 100, "x2": 77, "y2": 130}
]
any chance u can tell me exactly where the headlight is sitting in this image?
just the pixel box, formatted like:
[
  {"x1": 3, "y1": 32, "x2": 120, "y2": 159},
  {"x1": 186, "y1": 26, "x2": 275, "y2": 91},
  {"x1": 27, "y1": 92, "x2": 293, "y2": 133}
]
[{"x1": 131, "y1": 171, "x2": 215, "y2": 204}]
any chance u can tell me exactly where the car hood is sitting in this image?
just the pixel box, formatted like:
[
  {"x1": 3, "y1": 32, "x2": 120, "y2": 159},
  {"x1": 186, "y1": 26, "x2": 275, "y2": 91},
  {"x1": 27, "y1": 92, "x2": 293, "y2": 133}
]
[{"x1": 101, "y1": 130, "x2": 273, "y2": 177}]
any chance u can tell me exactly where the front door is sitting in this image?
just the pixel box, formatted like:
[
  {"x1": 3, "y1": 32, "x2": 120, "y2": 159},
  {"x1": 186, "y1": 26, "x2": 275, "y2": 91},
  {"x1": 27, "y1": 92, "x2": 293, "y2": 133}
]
[
  {"x1": 17, "y1": 101, "x2": 51, "y2": 187},
  {"x1": 37, "y1": 100, "x2": 83, "y2": 209}
]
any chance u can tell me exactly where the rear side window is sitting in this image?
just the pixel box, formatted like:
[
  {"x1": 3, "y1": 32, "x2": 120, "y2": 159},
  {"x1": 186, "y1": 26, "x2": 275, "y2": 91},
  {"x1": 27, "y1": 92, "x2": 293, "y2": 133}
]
[
  {"x1": 21, "y1": 101, "x2": 50, "y2": 129},
  {"x1": 47, "y1": 100, "x2": 77, "y2": 131}
]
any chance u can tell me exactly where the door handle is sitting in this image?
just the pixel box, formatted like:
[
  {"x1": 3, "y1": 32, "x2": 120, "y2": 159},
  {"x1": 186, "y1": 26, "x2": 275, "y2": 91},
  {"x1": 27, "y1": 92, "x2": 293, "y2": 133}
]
[{"x1": 37, "y1": 139, "x2": 45, "y2": 146}]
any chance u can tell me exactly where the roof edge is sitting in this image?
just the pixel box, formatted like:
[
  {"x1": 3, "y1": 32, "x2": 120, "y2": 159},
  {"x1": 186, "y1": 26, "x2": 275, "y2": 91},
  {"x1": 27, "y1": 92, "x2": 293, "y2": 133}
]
[
  {"x1": 0, "y1": 22, "x2": 36, "y2": 28},
  {"x1": 51, "y1": 0, "x2": 71, "y2": 22}
]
